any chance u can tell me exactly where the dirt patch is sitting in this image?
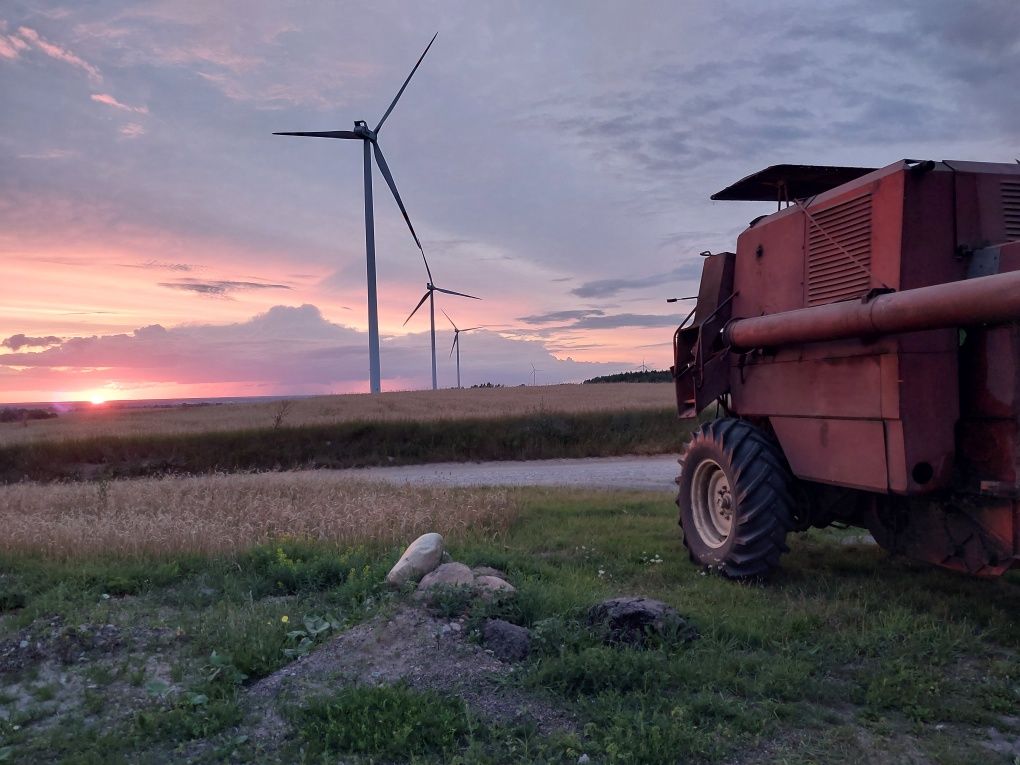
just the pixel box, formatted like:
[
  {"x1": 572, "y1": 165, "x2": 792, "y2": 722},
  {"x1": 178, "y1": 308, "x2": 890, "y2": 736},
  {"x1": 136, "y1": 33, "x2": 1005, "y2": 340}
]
[{"x1": 247, "y1": 604, "x2": 575, "y2": 746}]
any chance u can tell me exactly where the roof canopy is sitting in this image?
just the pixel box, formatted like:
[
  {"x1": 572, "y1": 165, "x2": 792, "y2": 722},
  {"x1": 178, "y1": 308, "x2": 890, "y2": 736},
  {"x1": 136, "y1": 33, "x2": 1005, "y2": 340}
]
[{"x1": 711, "y1": 164, "x2": 877, "y2": 202}]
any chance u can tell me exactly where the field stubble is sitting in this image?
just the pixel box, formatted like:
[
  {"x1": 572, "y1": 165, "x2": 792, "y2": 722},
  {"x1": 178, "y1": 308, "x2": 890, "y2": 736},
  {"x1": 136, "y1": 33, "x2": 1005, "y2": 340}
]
[
  {"x1": 1, "y1": 383, "x2": 675, "y2": 446},
  {"x1": 0, "y1": 473, "x2": 517, "y2": 557}
]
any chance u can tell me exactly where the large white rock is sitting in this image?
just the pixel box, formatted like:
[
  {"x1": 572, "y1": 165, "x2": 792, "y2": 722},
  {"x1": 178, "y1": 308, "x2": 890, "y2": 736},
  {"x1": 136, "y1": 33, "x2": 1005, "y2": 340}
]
[
  {"x1": 417, "y1": 562, "x2": 475, "y2": 591},
  {"x1": 385, "y1": 532, "x2": 445, "y2": 586}
]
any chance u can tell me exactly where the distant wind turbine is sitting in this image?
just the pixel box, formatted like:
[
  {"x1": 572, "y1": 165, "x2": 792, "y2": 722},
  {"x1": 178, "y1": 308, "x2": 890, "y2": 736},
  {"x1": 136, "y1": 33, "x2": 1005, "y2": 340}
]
[
  {"x1": 530, "y1": 363, "x2": 543, "y2": 387},
  {"x1": 274, "y1": 33, "x2": 438, "y2": 394},
  {"x1": 443, "y1": 309, "x2": 481, "y2": 389},
  {"x1": 404, "y1": 256, "x2": 479, "y2": 390}
]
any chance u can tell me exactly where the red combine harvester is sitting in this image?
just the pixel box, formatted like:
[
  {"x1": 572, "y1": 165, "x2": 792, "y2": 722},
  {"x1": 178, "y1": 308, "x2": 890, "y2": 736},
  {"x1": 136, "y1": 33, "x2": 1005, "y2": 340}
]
[{"x1": 673, "y1": 159, "x2": 1020, "y2": 578}]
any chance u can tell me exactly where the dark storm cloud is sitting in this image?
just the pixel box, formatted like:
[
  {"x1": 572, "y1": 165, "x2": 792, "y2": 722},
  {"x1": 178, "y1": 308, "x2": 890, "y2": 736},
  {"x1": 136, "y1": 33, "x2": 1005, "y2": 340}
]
[
  {"x1": 570, "y1": 313, "x2": 679, "y2": 330},
  {"x1": 571, "y1": 263, "x2": 702, "y2": 299},
  {"x1": 157, "y1": 279, "x2": 291, "y2": 296},
  {"x1": 517, "y1": 309, "x2": 605, "y2": 325},
  {"x1": 510, "y1": 311, "x2": 681, "y2": 334},
  {"x1": 119, "y1": 260, "x2": 198, "y2": 272},
  {"x1": 2, "y1": 334, "x2": 62, "y2": 350}
]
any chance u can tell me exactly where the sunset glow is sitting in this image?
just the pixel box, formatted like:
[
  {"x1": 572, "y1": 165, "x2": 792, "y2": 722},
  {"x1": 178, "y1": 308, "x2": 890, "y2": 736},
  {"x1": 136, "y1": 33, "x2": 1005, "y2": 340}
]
[{"x1": 2, "y1": 3, "x2": 1015, "y2": 403}]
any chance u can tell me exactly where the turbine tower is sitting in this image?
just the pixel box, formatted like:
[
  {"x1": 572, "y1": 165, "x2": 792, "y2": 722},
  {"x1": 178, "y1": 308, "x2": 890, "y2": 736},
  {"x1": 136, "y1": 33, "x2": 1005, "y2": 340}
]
[
  {"x1": 404, "y1": 256, "x2": 479, "y2": 390},
  {"x1": 443, "y1": 309, "x2": 481, "y2": 389},
  {"x1": 530, "y1": 363, "x2": 543, "y2": 386},
  {"x1": 274, "y1": 34, "x2": 438, "y2": 394}
]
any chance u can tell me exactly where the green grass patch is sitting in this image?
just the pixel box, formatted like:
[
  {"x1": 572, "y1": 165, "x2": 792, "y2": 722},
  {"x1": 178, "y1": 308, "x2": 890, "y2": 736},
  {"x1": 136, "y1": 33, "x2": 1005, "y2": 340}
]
[
  {"x1": 294, "y1": 685, "x2": 472, "y2": 760},
  {"x1": 1, "y1": 488, "x2": 1019, "y2": 763}
]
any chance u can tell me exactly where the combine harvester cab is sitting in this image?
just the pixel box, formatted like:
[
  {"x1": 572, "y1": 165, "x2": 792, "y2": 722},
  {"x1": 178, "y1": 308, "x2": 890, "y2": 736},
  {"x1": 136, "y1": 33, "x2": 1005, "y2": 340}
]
[{"x1": 673, "y1": 159, "x2": 1020, "y2": 578}]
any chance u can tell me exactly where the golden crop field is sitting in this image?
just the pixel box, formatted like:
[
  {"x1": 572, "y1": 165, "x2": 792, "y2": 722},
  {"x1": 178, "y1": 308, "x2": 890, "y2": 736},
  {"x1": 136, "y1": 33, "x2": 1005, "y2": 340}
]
[
  {"x1": 0, "y1": 382, "x2": 675, "y2": 446},
  {"x1": 0, "y1": 472, "x2": 517, "y2": 557}
]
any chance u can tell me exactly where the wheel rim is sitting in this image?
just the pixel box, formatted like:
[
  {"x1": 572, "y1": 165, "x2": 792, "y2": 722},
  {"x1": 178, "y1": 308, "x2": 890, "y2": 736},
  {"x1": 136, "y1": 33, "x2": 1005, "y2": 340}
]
[{"x1": 690, "y1": 458, "x2": 734, "y2": 548}]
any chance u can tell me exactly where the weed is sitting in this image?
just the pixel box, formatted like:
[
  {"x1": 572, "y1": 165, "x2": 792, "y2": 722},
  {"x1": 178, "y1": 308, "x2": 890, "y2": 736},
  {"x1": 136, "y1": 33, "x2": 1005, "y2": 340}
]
[
  {"x1": 294, "y1": 685, "x2": 472, "y2": 760},
  {"x1": 282, "y1": 613, "x2": 342, "y2": 659}
]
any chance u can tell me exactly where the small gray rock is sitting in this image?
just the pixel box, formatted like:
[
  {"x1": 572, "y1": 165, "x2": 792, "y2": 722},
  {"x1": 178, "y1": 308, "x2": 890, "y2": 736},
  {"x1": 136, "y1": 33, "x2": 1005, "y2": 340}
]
[
  {"x1": 386, "y1": 533, "x2": 444, "y2": 586},
  {"x1": 482, "y1": 619, "x2": 530, "y2": 662},
  {"x1": 474, "y1": 575, "x2": 516, "y2": 595},
  {"x1": 471, "y1": 566, "x2": 507, "y2": 579},
  {"x1": 587, "y1": 596, "x2": 698, "y2": 646},
  {"x1": 417, "y1": 562, "x2": 475, "y2": 591}
]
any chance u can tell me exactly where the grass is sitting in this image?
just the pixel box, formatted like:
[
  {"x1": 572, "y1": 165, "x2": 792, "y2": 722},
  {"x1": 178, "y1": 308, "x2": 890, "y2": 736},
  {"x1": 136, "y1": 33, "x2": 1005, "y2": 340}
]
[
  {"x1": 0, "y1": 473, "x2": 517, "y2": 556},
  {"x1": 0, "y1": 486, "x2": 1018, "y2": 763},
  {"x1": 0, "y1": 383, "x2": 676, "y2": 446},
  {"x1": 0, "y1": 407, "x2": 687, "y2": 483}
]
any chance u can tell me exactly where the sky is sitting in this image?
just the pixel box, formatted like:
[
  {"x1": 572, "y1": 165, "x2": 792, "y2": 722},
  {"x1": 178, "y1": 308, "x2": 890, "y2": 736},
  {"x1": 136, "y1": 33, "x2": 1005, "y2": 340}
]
[{"x1": 1, "y1": 0, "x2": 1017, "y2": 402}]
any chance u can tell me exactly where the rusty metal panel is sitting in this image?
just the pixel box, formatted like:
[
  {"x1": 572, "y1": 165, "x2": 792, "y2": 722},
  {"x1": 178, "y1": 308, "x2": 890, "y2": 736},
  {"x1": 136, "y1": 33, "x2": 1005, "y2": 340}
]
[
  {"x1": 865, "y1": 168, "x2": 905, "y2": 291},
  {"x1": 958, "y1": 418, "x2": 1018, "y2": 486},
  {"x1": 879, "y1": 354, "x2": 900, "y2": 419},
  {"x1": 885, "y1": 420, "x2": 909, "y2": 492},
  {"x1": 732, "y1": 355, "x2": 883, "y2": 419},
  {"x1": 899, "y1": 165, "x2": 960, "y2": 291},
  {"x1": 958, "y1": 323, "x2": 1020, "y2": 492},
  {"x1": 961, "y1": 324, "x2": 1020, "y2": 418},
  {"x1": 770, "y1": 416, "x2": 888, "y2": 491},
  {"x1": 896, "y1": 350, "x2": 958, "y2": 492},
  {"x1": 732, "y1": 208, "x2": 808, "y2": 320},
  {"x1": 693, "y1": 252, "x2": 735, "y2": 325}
]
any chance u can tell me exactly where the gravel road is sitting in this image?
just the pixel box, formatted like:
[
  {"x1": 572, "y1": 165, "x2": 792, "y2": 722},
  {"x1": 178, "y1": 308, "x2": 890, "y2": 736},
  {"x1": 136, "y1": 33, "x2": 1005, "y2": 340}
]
[{"x1": 337, "y1": 455, "x2": 680, "y2": 493}]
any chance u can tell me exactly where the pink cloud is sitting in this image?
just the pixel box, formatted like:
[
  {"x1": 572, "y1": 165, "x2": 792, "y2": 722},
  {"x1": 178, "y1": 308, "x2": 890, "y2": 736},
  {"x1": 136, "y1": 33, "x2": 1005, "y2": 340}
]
[
  {"x1": 91, "y1": 92, "x2": 148, "y2": 114},
  {"x1": 119, "y1": 122, "x2": 145, "y2": 138},
  {"x1": 16, "y1": 25, "x2": 101, "y2": 82},
  {"x1": 0, "y1": 304, "x2": 625, "y2": 400}
]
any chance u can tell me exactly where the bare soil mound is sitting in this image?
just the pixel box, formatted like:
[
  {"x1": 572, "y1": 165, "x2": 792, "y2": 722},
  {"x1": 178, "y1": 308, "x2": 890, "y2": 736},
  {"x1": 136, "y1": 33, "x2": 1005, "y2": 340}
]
[{"x1": 247, "y1": 604, "x2": 575, "y2": 748}]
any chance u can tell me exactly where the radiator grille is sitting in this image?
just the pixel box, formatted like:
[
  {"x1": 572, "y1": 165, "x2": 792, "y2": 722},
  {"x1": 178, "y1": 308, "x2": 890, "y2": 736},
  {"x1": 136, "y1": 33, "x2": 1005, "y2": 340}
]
[
  {"x1": 806, "y1": 193, "x2": 872, "y2": 306},
  {"x1": 1004, "y1": 180, "x2": 1020, "y2": 241}
]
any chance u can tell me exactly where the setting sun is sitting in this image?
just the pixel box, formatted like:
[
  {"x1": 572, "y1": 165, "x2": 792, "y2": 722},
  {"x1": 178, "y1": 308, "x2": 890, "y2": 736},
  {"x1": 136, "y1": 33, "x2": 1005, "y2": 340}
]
[{"x1": 89, "y1": 394, "x2": 107, "y2": 406}]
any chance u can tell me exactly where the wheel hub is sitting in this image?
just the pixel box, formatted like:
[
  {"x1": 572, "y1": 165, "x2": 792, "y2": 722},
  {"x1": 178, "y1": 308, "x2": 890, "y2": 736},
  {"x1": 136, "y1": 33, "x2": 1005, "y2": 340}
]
[{"x1": 690, "y1": 459, "x2": 734, "y2": 548}]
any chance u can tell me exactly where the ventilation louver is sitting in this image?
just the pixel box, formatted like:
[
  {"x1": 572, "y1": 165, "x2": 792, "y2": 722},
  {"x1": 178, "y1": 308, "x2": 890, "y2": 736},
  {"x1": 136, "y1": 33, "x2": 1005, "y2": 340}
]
[
  {"x1": 806, "y1": 193, "x2": 872, "y2": 306},
  {"x1": 1003, "y1": 180, "x2": 1020, "y2": 241}
]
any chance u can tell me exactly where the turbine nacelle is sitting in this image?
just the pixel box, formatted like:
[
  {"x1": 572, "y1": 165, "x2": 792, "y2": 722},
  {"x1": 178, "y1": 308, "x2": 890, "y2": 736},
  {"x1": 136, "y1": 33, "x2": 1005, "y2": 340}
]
[{"x1": 353, "y1": 121, "x2": 376, "y2": 141}]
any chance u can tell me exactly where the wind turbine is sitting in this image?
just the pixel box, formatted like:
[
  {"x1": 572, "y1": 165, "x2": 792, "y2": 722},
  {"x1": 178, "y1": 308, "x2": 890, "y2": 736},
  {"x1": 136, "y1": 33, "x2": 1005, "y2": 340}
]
[
  {"x1": 530, "y1": 363, "x2": 543, "y2": 386},
  {"x1": 403, "y1": 256, "x2": 480, "y2": 390},
  {"x1": 443, "y1": 309, "x2": 481, "y2": 389},
  {"x1": 274, "y1": 33, "x2": 438, "y2": 394}
]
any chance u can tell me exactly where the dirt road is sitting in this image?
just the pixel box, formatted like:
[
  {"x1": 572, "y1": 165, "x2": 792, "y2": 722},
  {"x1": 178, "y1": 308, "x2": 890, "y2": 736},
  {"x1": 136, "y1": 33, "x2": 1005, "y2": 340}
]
[{"x1": 337, "y1": 455, "x2": 680, "y2": 493}]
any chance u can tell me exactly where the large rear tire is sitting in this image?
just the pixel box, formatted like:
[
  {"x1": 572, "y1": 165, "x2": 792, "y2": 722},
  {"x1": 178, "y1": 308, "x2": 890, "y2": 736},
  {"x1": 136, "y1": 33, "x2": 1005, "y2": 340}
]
[{"x1": 677, "y1": 418, "x2": 794, "y2": 579}]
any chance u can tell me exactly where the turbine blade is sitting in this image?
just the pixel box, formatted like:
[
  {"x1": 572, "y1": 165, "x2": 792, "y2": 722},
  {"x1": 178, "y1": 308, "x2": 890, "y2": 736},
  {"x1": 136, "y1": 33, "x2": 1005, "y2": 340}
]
[
  {"x1": 374, "y1": 33, "x2": 438, "y2": 133},
  {"x1": 432, "y1": 286, "x2": 480, "y2": 300},
  {"x1": 461, "y1": 327, "x2": 483, "y2": 332},
  {"x1": 372, "y1": 143, "x2": 431, "y2": 279},
  {"x1": 450, "y1": 333, "x2": 458, "y2": 358},
  {"x1": 403, "y1": 292, "x2": 430, "y2": 325},
  {"x1": 441, "y1": 308, "x2": 457, "y2": 331},
  {"x1": 273, "y1": 131, "x2": 360, "y2": 139}
]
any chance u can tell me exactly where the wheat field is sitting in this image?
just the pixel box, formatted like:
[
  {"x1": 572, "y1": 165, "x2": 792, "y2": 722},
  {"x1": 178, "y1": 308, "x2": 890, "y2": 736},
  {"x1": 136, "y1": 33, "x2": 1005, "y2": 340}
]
[
  {"x1": 1, "y1": 383, "x2": 675, "y2": 446},
  {"x1": 0, "y1": 472, "x2": 518, "y2": 557}
]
